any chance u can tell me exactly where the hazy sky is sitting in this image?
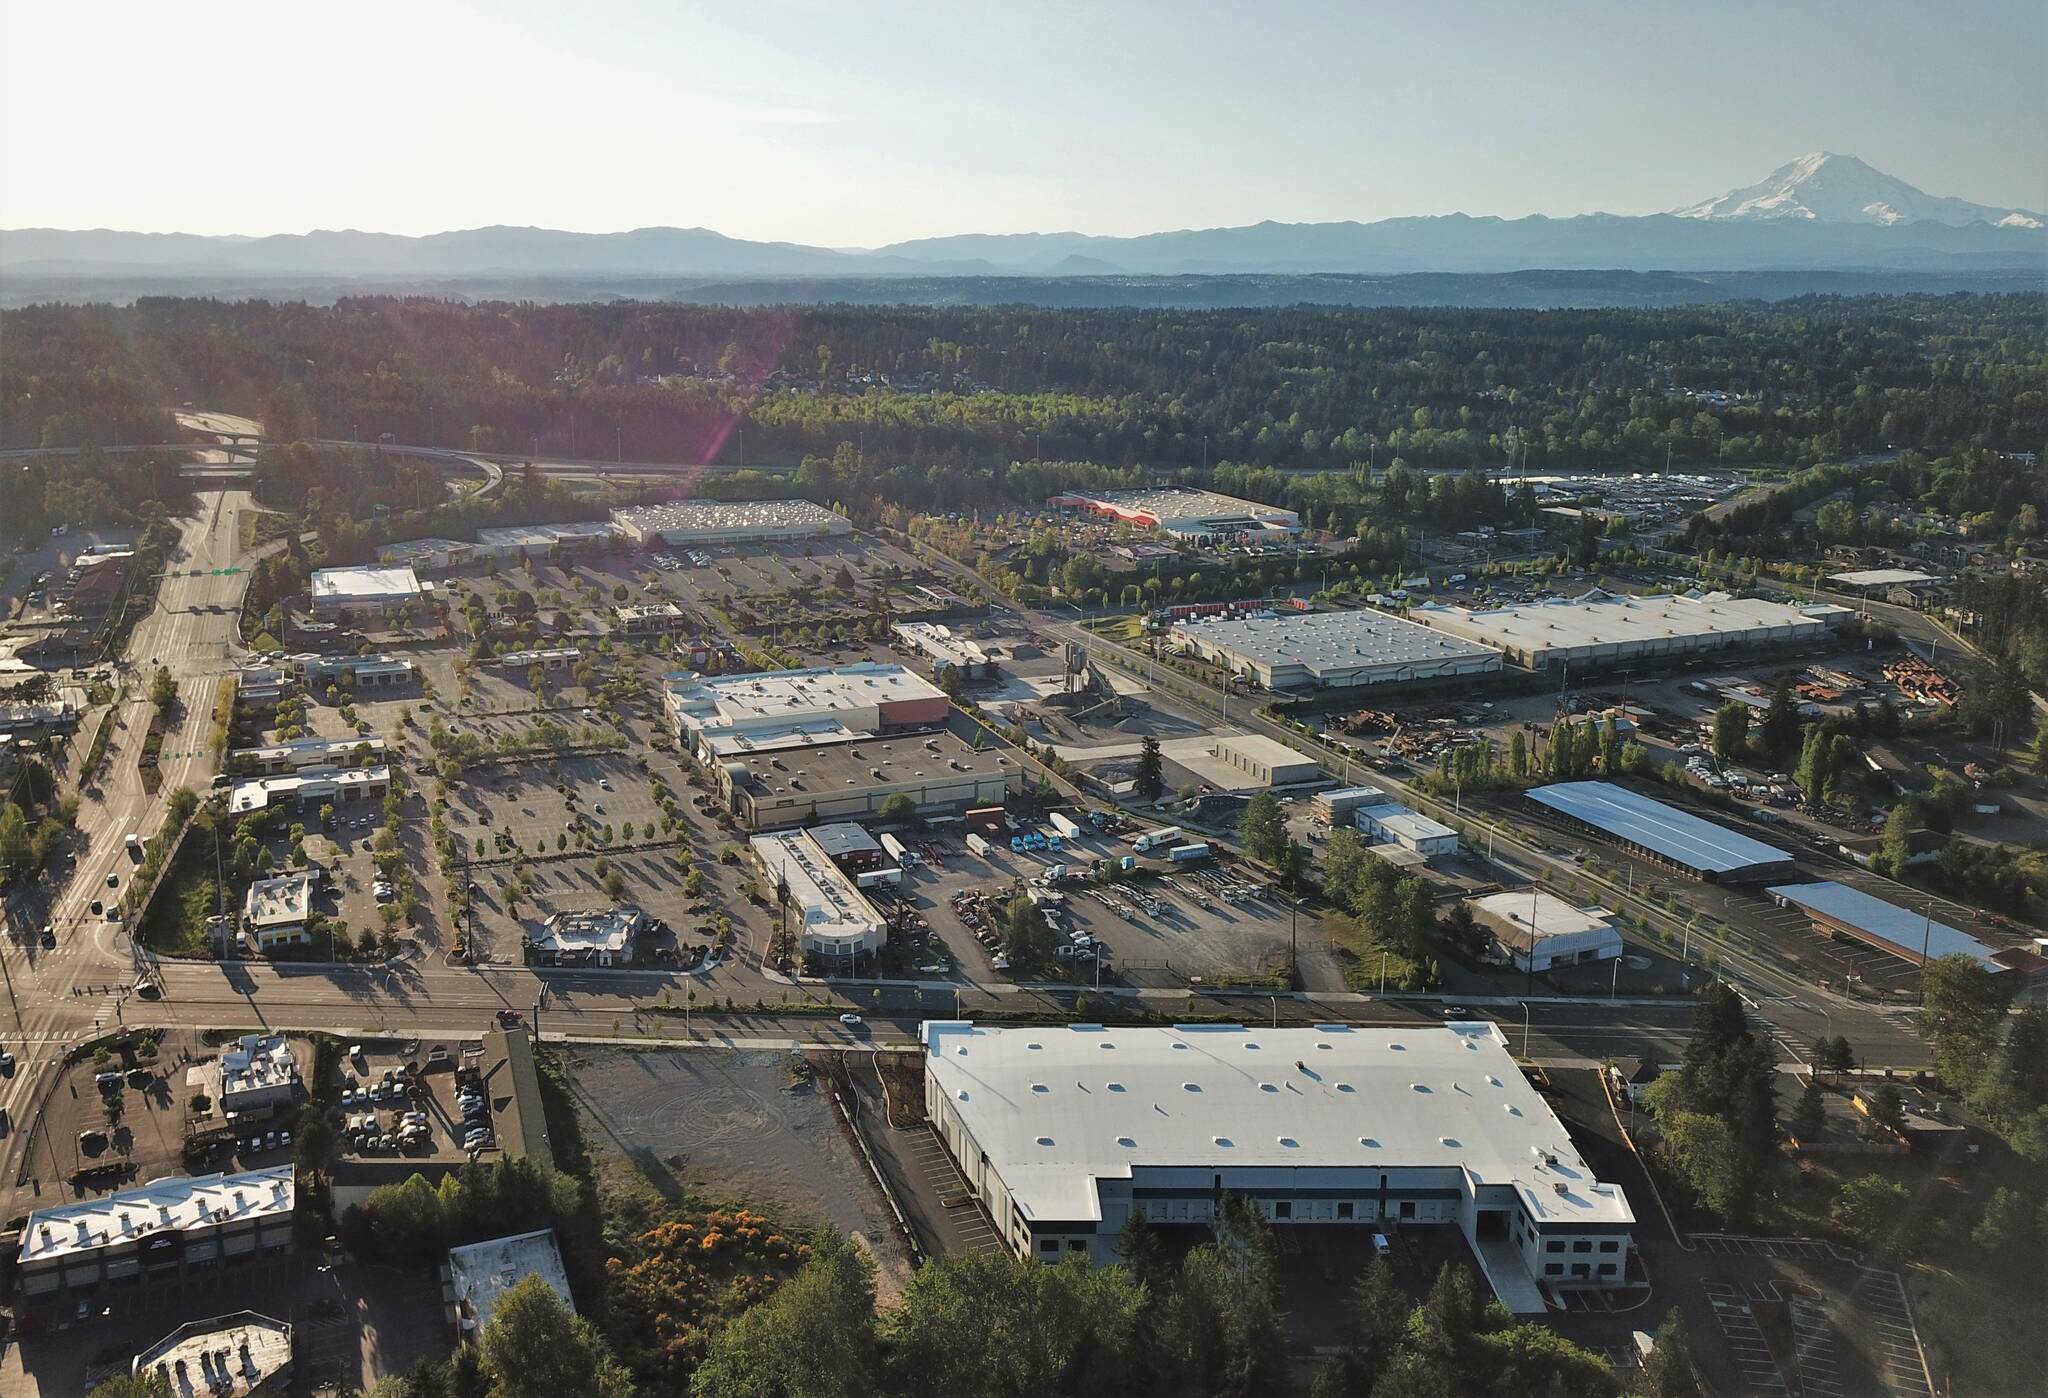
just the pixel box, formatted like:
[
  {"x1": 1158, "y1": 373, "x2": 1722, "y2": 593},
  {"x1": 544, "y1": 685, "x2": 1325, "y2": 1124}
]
[{"x1": 3, "y1": 0, "x2": 2041, "y2": 243}]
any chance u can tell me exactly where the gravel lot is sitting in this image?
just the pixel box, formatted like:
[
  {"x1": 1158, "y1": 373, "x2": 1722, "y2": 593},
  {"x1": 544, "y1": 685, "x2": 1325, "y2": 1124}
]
[{"x1": 560, "y1": 1045, "x2": 912, "y2": 1294}]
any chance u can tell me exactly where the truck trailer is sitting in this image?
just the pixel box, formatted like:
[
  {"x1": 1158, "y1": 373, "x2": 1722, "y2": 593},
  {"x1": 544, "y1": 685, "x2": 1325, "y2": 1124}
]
[
  {"x1": 1167, "y1": 841, "x2": 1212, "y2": 862},
  {"x1": 1133, "y1": 826, "x2": 1184, "y2": 853},
  {"x1": 1049, "y1": 812, "x2": 1084, "y2": 840},
  {"x1": 965, "y1": 832, "x2": 994, "y2": 858}
]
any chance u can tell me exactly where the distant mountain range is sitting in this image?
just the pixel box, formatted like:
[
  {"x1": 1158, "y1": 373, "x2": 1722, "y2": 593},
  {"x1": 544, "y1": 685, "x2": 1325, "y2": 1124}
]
[{"x1": 3, "y1": 155, "x2": 2040, "y2": 305}]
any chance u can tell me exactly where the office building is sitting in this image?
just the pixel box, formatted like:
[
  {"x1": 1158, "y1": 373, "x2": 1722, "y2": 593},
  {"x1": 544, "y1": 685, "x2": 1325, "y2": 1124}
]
[
  {"x1": 133, "y1": 1312, "x2": 292, "y2": 1397},
  {"x1": 308, "y1": 566, "x2": 425, "y2": 620},
  {"x1": 922, "y1": 1022, "x2": 1632, "y2": 1307},
  {"x1": 239, "y1": 872, "x2": 318, "y2": 947},
  {"x1": 749, "y1": 829, "x2": 890, "y2": 960},
  {"x1": 17, "y1": 1167, "x2": 295, "y2": 1296},
  {"x1": 1354, "y1": 802, "x2": 1460, "y2": 857}
]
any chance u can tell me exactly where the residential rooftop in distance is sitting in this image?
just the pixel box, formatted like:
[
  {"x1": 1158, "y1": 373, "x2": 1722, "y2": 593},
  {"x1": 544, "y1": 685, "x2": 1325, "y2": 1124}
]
[{"x1": 1527, "y1": 781, "x2": 1795, "y2": 882}]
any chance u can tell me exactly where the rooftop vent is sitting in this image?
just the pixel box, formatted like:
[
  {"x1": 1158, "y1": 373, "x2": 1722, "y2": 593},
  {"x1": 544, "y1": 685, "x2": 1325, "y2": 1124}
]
[
  {"x1": 1116, "y1": 1136, "x2": 1135, "y2": 1148},
  {"x1": 1213, "y1": 1136, "x2": 1233, "y2": 1147}
]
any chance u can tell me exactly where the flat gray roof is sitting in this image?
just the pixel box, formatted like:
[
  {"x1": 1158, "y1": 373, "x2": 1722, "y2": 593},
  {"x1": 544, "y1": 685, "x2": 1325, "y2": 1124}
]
[
  {"x1": 1527, "y1": 781, "x2": 1792, "y2": 876},
  {"x1": 1172, "y1": 609, "x2": 1500, "y2": 676},
  {"x1": 1767, "y1": 881, "x2": 2000, "y2": 971}
]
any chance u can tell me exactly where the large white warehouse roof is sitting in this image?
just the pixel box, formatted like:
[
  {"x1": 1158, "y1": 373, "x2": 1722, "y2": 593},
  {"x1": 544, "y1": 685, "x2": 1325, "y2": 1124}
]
[
  {"x1": 1171, "y1": 609, "x2": 1500, "y2": 687},
  {"x1": 1410, "y1": 589, "x2": 1829, "y2": 666},
  {"x1": 922, "y1": 1021, "x2": 1632, "y2": 1227}
]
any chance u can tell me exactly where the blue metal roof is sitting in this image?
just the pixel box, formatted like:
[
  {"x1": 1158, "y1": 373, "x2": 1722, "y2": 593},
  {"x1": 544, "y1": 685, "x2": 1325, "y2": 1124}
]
[
  {"x1": 1526, "y1": 781, "x2": 1792, "y2": 876},
  {"x1": 1767, "y1": 881, "x2": 2000, "y2": 971}
]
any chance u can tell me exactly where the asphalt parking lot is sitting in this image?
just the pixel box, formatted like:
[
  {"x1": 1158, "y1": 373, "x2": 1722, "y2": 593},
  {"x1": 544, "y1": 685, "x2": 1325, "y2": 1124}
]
[
  {"x1": 910, "y1": 830, "x2": 1315, "y2": 986},
  {"x1": 334, "y1": 1041, "x2": 501, "y2": 1163}
]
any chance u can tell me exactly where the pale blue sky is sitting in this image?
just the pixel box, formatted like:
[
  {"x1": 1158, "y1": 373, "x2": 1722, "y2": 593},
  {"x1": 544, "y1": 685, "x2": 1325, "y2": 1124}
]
[{"x1": 2, "y1": 0, "x2": 2040, "y2": 242}]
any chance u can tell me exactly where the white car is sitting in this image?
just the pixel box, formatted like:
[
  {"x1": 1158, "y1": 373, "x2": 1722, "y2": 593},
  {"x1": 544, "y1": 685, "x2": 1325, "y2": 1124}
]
[{"x1": 838, "y1": 1013, "x2": 864, "y2": 1027}]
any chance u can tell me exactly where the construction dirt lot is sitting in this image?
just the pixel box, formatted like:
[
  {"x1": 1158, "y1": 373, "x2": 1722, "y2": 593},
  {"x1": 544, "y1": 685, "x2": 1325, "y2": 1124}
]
[{"x1": 555, "y1": 1044, "x2": 915, "y2": 1299}]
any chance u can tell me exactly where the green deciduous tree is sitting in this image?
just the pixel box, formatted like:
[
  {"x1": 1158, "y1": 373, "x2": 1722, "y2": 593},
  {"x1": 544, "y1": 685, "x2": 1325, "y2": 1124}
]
[
  {"x1": 1916, "y1": 954, "x2": 2014, "y2": 1095},
  {"x1": 884, "y1": 1252, "x2": 1143, "y2": 1398},
  {"x1": 690, "y1": 1235, "x2": 880, "y2": 1398},
  {"x1": 1239, "y1": 791, "x2": 1287, "y2": 864},
  {"x1": 480, "y1": 1274, "x2": 634, "y2": 1398}
]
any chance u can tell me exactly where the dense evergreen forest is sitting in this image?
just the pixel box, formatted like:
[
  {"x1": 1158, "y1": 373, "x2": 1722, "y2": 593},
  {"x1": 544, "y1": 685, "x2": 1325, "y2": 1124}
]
[{"x1": 6, "y1": 295, "x2": 2042, "y2": 474}]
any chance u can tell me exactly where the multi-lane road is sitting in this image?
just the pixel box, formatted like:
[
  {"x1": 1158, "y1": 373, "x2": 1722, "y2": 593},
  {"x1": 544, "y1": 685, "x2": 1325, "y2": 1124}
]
[
  {"x1": 1, "y1": 488, "x2": 251, "y2": 1176},
  {"x1": 0, "y1": 459, "x2": 1945, "y2": 1191}
]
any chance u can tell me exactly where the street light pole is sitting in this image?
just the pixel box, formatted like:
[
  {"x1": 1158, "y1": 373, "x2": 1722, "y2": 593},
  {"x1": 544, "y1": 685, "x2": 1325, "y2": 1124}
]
[{"x1": 1521, "y1": 1001, "x2": 1532, "y2": 1059}]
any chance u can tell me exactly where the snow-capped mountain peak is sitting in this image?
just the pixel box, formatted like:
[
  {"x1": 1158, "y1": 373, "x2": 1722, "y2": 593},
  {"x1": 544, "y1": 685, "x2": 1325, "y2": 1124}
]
[{"x1": 1672, "y1": 152, "x2": 2043, "y2": 228}]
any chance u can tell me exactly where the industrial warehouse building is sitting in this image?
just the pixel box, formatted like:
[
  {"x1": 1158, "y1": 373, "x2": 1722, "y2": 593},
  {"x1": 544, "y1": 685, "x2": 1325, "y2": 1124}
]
[
  {"x1": 1468, "y1": 891, "x2": 1623, "y2": 973},
  {"x1": 664, "y1": 663, "x2": 951, "y2": 760},
  {"x1": 923, "y1": 1022, "x2": 1633, "y2": 1309},
  {"x1": 1767, "y1": 882, "x2": 2048, "y2": 990},
  {"x1": 377, "y1": 522, "x2": 617, "y2": 573},
  {"x1": 1169, "y1": 610, "x2": 1501, "y2": 692},
  {"x1": 662, "y1": 662, "x2": 1023, "y2": 827},
  {"x1": 308, "y1": 566, "x2": 426, "y2": 620},
  {"x1": 1050, "y1": 486, "x2": 1302, "y2": 541},
  {"x1": 17, "y1": 1167, "x2": 295, "y2": 1296},
  {"x1": 721, "y1": 727, "x2": 1022, "y2": 829},
  {"x1": 1212, "y1": 733, "x2": 1321, "y2": 786},
  {"x1": 1526, "y1": 781, "x2": 1796, "y2": 883},
  {"x1": 1354, "y1": 801, "x2": 1460, "y2": 857},
  {"x1": 893, "y1": 622, "x2": 998, "y2": 680},
  {"x1": 1409, "y1": 589, "x2": 1847, "y2": 671},
  {"x1": 610, "y1": 499, "x2": 851, "y2": 546},
  {"x1": 750, "y1": 827, "x2": 890, "y2": 960}
]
